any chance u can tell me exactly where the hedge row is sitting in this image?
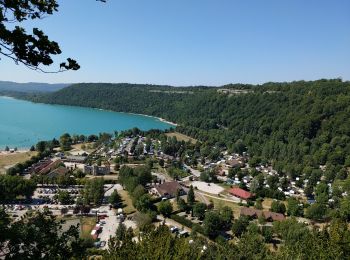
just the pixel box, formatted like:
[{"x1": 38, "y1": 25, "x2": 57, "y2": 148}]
[
  {"x1": 170, "y1": 214, "x2": 193, "y2": 228},
  {"x1": 169, "y1": 214, "x2": 205, "y2": 235}
]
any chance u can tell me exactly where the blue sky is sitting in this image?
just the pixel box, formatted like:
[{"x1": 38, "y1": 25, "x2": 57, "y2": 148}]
[{"x1": 0, "y1": 0, "x2": 349, "y2": 86}]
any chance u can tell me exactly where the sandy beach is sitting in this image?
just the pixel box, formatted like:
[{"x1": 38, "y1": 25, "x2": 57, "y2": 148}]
[{"x1": 0, "y1": 150, "x2": 37, "y2": 173}]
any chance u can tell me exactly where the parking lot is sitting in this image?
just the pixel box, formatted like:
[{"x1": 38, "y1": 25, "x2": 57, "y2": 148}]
[
  {"x1": 2, "y1": 183, "x2": 137, "y2": 248},
  {"x1": 190, "y1": 181, "x2": 224, "y2": 194}
]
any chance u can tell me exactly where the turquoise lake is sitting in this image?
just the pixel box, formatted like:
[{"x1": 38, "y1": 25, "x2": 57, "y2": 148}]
[{"x1": 0, "y1": 96, "x2": 172, "y2": 149}]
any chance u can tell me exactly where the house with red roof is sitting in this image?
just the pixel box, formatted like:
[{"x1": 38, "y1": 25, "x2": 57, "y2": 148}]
[{"x1": 229, "y1": 187, "x2": 253, "y2": 200}]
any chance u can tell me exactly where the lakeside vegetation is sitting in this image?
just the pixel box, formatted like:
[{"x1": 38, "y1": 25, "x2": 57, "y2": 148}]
[
  {"x1": 0, "y1": 151, "x2": 37, "y2": 174},
  {"x1": 20, "y1": 79, "x2": 350, "y2": 178}
]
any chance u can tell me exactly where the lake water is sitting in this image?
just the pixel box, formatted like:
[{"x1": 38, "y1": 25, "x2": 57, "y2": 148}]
[{"x1": 0, "y1": 96, "x2": 172, "y2": 149}]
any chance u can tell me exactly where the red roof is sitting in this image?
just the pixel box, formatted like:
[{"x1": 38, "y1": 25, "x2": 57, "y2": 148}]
[
  {"x1": 229, "y1": 187, "x2": 252, "y2": 200},
  {"x1": 39, "y1": 160, "x2": 62, "y2": 175}
]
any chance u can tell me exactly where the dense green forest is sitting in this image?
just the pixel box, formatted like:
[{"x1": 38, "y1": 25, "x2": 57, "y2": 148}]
[{"x1": 21, "y1": 79, "x2": 350, "y2": 177}]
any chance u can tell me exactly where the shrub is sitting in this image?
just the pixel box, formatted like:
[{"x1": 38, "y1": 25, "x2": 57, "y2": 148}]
[{"x1": 170, "y1": 214, "x2": 193, "y2": 228}]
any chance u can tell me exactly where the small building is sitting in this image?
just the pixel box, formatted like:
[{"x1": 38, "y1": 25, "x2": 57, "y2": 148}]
[
  {"x1": 226, "y1": 159, "x2": 244, "y2": 168},
  {"x1": 229, "y1": 187, "x2": 253, "y2": 200},
  {"x1": 28, "y1": 159, "x2": 52, "y2": 174},
  {"x1": 240, "y1": 207, "x2": 285, "y2": 222},
  {"x1": 47, "y1": 166, "x2": 69, "y2": 179},
  {"x1": 240, "y1": 207, "x2": 263, "y2": 218},
  {"x1": 65, "y1": 155, "x2": 87, "y2": 163},
  {"x1": 38, "y1": 160, "x2": 63, "y2": 175},
  {"x1": 151, "y1": 181, "x2": 186, "y2": 199},
  {"x1": 84, "y1": 165, "x2": 110, "y2": 175},
  {"x1": 263, "y1": 211, "x2": 285, "y2": 222}
]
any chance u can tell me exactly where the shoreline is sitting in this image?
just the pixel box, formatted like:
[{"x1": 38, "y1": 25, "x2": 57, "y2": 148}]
[
  {"x1": 126, "y1": 112, "x2": 178, "y2": 127},
  {"x1": 158, "y1": 117, "x2": 178, "y2": 126},
  {"x1": 1, "y1": 95, "x2": 179, "y2": 127},
  {"x1": 0, "y1": 149, "x2": 31, "y2": 155}
]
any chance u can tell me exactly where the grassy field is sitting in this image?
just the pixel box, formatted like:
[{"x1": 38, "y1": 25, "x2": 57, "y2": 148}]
[
  {"x1": 165, "y1": 132, "x2": 197, "y2": 143},
  {"x1": 80, "y1": 217, "x2": 97, "y2": 239},
  {"x1": 86, "y1": 175, "x2": 119, "y2": 180},
  {"x1": 203, "y1": 195, "x2": 242, "y2": 219},
  {"x1": 0, "y1": 151, "x2": 37, "y2": 173},
  {"x1": 154, "y1": 163, "x2": 168, "y2": 174},
  {"x1": 262, "y1": 198, "x2": 274, "y2": 210},
  {"x1": 71, "y1": 142, "x2": 96, "y2": 153},
  {"x1": 59, "y1": 216, "x2": 96, "y2": 240},
  {"x1": 119, "y1": 189, "x2": 136, "y2": 214}
]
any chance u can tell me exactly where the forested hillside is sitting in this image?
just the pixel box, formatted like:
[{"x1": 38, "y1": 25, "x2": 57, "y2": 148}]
[{"x1": 27, "y1": 79, "x2": 350, "y2": 176}]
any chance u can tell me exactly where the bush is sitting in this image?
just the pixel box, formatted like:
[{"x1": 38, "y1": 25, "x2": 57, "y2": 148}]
[
  {"x1": 192, "y1": 223, "x2": 205, "y2": 235},
  {"x1": 170, "y1": 214, "x2": 193, "y2": 228},
  {"x1": 158, "y1": 200, "x2": 173, "y2": 217}
]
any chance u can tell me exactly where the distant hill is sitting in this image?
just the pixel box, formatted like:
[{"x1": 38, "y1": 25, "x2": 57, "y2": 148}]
[{"x1": 0, "y1": 81, "x2": 69, "y2": 93}]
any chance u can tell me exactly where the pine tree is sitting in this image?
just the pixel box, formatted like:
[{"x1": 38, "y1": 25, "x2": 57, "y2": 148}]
[{"x1": 187, "y1": 185, "x2": 195, "y2": 205}]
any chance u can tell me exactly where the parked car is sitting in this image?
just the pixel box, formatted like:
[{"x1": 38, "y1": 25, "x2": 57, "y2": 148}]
[
  {"x1": 170, "y1": 226, "x2": 179, "y2": 233},
  {"x1": 93, "y1": 241, "x2": 101, "y2": 248},
  {"x1": 178, "y1": 230, "x2": 189, "y2": 238}
]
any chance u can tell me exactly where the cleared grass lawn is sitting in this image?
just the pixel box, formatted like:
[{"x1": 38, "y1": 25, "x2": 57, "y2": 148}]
[
  {"x1": 165, "y1": 132, "x2": 197, "y2": 143},
  {"x1": 60, "y1": 216, "x2": 96, "y2": 240},
  {"x1": 80, "y1": 217, "x2": 97, "y2": 240},
  {"x1": 119, "y1": 189, "x2": 136, "y2": 214},
  {"x1": 154, "y1": 163, "x2": 168, "y2": 174},
  {"x1": 71, "y1": 142, "x2": 96, "y2": 153},
  {"x1": 262, "y1": 198, "x2": 274, "y2": 210},
  {"x1": 204, "y1": 195, "x2": 242, "y2": 219},
  {"x1": 0, "y1": 151, "x2": 37, "y2": 173},
  {"x1": 86, "y1": 175, "x2": 119, "y2": 180}
]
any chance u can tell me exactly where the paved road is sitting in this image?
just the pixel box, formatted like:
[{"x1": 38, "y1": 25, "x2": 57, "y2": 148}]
[
  {"x1": 97, "y1": 206, "x2": 119, "y2": 249},
  {"x1": 99, "y1": 185, "x2": 136, "y2": 249},
  {"x1": 184, "y1": 164, "x2": 201, "y2": 177},
  {"x1": 194, "y1": 191, "x2": 210, "y2": 204},
  {"x1": 182, "y1": 185, "x2": 210, "y2": 205},
  {"x1": 197, "y1": 192, "x2": 241, "y2": 203},
  {"x1": 104, "y1": 184, "x2": 123, "y2": 197},
  {"x1": 98, "y1": 185, "x2": 124, "y2": 249}
]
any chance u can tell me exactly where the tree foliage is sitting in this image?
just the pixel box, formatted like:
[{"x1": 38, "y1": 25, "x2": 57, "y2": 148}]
[
  {"x1": 82, "y1": 178, "x2": 104, "y2": 205},
  {"x1": 0, "y1": 175, "x2": 36, "y2": 202},
  {"x1": 0, "y1": 209, "x2": 84, "y2": 259},
  {"x1": 108, "y1": 189, "x2": 122, "y2": 206},
  {"x1": 0, "y1": 0, "x2": 79, "y2": 72},
  {"x1": 29, "y1": 80, "x2": 350, "y2": 179},
  {"x1": 157, "y1": 200, "x2": 173, "y2": 217}
]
